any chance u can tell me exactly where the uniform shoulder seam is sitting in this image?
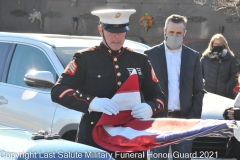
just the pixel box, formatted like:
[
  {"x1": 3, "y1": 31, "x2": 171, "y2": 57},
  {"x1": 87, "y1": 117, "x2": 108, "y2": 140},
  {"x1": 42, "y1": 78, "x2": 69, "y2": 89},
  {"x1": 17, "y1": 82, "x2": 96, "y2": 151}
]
[{"x1": 124, "y1": 47, "x2": 146, "y2": 56}]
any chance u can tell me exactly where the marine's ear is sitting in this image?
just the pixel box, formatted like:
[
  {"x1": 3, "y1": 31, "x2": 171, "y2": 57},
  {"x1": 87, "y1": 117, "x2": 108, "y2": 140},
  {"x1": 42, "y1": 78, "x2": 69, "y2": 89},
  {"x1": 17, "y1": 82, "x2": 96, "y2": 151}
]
[{"x1": 98, "y1": 25, "x2": 103, "y2": 37}]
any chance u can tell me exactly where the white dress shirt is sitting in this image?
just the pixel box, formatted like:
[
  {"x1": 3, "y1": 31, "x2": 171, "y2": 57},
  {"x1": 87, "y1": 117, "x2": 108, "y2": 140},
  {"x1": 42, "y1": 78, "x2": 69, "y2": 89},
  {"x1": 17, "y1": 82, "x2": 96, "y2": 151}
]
[{"x1": 164, "y1": 42, "x2": 182, "y2": 111}]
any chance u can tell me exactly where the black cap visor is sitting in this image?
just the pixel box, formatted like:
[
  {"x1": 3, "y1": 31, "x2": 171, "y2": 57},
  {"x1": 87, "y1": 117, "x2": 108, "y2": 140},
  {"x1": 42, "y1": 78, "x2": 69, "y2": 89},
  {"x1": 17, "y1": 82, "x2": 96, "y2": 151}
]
[{"x1": 101, "y1": 23, "x2": 129, "y2": 33}]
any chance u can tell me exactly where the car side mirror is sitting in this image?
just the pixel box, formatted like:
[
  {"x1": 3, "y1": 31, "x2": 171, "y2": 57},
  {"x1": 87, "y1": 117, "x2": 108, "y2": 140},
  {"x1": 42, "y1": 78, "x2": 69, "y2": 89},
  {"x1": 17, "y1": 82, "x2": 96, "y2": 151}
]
[{"x1": 24, "y1": 71, "x2": 55, "y2": 89}]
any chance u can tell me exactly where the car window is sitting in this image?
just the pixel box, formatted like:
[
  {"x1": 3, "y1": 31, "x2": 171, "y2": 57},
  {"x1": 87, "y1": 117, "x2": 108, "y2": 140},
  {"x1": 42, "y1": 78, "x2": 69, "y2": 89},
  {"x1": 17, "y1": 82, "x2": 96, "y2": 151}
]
[
  {"x1": 7, "y1": 44, "x2": 56, "y2": 90},
  {"x1": 0, "y1": 42, "x2": 11, "y2": 80},
  {"x1": 55, "y1": 47, "x2": 84, "y2": 67}
]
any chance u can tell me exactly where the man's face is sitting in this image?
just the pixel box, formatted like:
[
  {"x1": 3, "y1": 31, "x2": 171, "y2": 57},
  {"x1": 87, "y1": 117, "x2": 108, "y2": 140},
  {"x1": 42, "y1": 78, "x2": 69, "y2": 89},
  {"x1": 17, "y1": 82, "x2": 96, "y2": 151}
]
[
  {"x1": 98, "y1": 25, "x2": 126, "y2": 51},
  {"x1": 164, "y1": 21, "x2": 186, "y2": 37}
]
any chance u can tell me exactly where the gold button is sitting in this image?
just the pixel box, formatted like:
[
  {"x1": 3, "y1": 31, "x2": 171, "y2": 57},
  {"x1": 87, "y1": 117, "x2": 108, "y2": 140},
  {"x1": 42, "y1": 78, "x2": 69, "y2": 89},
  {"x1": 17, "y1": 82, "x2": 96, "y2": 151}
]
[
  {"x1": 118, "y1": 82, "x2": 122, "y2": 86},
  {"x1": 91, "y1": 121, "x2": 94, "y2": 124},
  {"x1": 117, "y1": 72, "x2": 121, "y2": 77},
  {"x1": 98, "y1": 75, "x2": 101, "y2": 78},
  {"x1": 154, "y1": 109, "x2": 156, "y2": 111},
  {"x1": 115, "y1": 65, "x2": 119, "y2": 69},
  {"x1": 87, "y1": 97, "x2": 90, "y2": 100},
  {"x1": 80, "y1": 94, "x2": 82, "y2": 97},
  {"x1": 114, "y1": 57, "x2": 117, "y2": 62},
  {"x1": 158, "y1": 105, "x2": 160, "y2": 108}
]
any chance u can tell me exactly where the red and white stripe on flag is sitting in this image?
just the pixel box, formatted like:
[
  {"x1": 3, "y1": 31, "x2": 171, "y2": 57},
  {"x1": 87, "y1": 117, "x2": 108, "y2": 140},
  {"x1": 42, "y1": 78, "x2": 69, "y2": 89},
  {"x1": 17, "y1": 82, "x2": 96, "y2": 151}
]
[
  {"x1": 92, "y1": 69, "x2": 235, "y2": 152},
  {"x1": 93, "y1": 112, "x2": 235, "y2": 152}
]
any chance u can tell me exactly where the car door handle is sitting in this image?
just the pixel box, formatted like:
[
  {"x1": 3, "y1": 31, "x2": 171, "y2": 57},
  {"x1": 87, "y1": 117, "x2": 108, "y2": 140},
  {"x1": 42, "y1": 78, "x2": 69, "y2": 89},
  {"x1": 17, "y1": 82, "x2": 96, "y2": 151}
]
[{"x1": 0, "y1": 96, "x2": 8, "y2": 105}]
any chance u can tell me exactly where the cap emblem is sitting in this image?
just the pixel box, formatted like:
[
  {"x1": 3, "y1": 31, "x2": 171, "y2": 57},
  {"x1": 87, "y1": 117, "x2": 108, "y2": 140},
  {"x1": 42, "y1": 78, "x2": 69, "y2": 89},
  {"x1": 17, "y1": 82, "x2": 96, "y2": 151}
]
[{"x1": 115, "y1": 13, "x2": 122, "y2": 18}]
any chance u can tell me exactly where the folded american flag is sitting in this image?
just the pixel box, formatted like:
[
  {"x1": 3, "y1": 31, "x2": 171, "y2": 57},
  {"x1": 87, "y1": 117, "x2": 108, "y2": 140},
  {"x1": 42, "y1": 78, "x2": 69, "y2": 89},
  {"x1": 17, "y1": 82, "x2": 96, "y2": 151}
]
[{"x1": 92, "y1": 69, "x2": 236, "y2": 152}]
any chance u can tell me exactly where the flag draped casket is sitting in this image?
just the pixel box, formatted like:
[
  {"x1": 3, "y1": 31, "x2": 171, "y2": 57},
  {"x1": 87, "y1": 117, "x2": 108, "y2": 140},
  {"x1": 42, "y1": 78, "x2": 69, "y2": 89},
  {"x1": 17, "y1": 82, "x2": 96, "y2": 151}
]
[
  {"x1": 92, "y1": 69, "x2": 235, "y2": 152},
  {"x1": 93, "y1": 111, "x2": 235, "y2": 152}
]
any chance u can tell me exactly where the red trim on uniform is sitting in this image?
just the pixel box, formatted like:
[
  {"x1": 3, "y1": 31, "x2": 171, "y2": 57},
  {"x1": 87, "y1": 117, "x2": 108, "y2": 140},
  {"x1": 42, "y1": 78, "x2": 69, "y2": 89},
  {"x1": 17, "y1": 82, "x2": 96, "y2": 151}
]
[
  {"x1": 64, "y1": 59, "x2": 78, "y2": 76},
  {"x1": 150, "y1": 64, "x2": 158, "y2": 83},
  {"x1": 152, "y1": 98, "x2": 164, "y2": 115},
  {"x1": 99, "y1": 47, "x2": 124, "y2": 57},
  {"x1": 69, "y1": 94, "x2": 90, "y2": 104},
  {"x1": 154, "y1": 109, "x2": 161, "y2": 115},
  {"x1": 124, "y1": 47, "x2": 144, "y2": 55},
  {"x1": 112, "y1": 58, "x2": 118, "y2": 91},
  {"x1": 156, "y1": 98, "x2": 164, "y2": 111},
  {"x1": 58, "y1": 89, "x2": 75, "y2": 98}
]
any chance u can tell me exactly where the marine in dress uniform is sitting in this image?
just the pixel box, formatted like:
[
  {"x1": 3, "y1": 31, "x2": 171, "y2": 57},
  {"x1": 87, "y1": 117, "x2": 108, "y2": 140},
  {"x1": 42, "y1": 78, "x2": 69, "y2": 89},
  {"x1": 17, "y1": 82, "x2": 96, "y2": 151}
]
[{"x1": 51, "y1": 9, "x2": 165, "y2": 160}]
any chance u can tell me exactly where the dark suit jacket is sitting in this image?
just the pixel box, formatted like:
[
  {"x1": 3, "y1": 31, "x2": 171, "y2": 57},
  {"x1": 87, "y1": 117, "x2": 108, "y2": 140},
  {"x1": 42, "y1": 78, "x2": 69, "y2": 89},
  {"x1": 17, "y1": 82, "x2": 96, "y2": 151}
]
[{"x1": 145, "y1": 42, "x2": 204, "y2": 118}]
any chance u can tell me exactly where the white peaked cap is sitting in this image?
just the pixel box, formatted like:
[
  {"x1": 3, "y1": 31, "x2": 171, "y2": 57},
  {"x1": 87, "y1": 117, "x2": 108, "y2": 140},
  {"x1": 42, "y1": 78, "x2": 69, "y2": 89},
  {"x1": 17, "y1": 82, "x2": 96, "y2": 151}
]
[{"x1": 91, "y1": 9, "x2": 136, "y2": 24}]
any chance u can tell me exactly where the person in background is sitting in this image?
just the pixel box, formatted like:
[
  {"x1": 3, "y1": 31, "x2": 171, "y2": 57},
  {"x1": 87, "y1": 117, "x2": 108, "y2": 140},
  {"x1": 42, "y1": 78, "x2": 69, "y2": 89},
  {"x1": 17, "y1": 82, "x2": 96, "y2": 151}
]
[
  {"x1": 223, "y1": 73, "x2": 240, "y2": 160},
  {"x1": 201, "y1": 33, "x2": 239, "y2": 99},
  {"x1": 145, "y1": 14, "x2": 204, "y2": 160},
  {"x1": 51, "y1": 8, "x2": 165, "y2": 160}
]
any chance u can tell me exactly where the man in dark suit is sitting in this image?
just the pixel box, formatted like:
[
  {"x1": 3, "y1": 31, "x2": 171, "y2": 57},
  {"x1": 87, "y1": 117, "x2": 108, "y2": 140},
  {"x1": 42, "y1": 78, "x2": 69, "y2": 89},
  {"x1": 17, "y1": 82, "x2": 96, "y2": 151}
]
[{"x1": 145, "y1": 14, "x2": 204, "y2": 160}]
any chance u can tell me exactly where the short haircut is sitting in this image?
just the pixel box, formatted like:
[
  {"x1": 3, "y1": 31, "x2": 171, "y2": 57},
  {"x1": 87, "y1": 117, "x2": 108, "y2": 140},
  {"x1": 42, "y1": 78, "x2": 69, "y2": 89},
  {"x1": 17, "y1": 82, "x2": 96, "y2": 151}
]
[{"x1": 165, "y1": 14, "x2": 187, "y2": 29}]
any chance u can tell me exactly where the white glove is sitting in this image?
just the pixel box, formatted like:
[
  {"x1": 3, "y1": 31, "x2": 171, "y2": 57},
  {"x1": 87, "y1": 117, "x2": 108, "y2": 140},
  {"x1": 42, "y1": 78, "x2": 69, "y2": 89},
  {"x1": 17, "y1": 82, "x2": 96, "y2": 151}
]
[
  {"x1": 131, "y1": 103, "x2": 153, "y2": 119},
  {"x1": 89, "y1": 97, "x2": 119, "y2": 115}
]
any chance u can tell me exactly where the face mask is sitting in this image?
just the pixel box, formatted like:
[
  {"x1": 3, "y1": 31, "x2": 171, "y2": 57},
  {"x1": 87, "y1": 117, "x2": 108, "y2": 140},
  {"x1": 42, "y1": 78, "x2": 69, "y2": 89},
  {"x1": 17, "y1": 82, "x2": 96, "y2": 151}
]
[
  {"x1": 212, "y1": 46, "x2": 224, "y2": 53},
  {"x1": 165, "y1": 34, "x2": 183, "y2": 49}
]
